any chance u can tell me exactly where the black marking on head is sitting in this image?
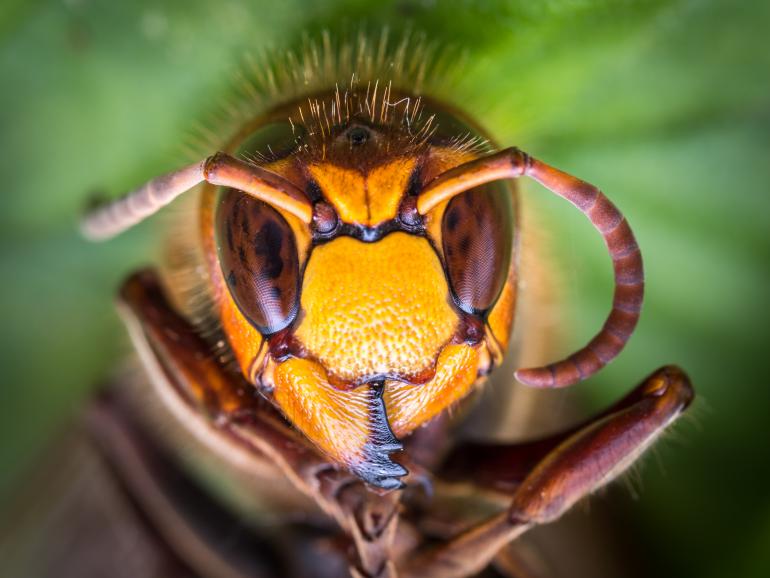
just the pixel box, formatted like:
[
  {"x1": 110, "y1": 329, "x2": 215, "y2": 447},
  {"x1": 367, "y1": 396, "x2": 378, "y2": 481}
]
[
  {"x1": 406, "y1": 162, "x2": 423, "y2": 197},
  {"x1": 306, "y1": 179, "x2": 324, "y2": 203},
  {"x1": 311, "y1": 218, "x2": 429, "y2": 246}
]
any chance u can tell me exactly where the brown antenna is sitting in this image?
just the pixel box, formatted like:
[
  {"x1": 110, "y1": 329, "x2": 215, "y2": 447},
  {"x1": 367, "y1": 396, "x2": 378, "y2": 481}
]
[
  {"x1": 81, "y1": 152, "x2": 313, "y2": 241},
  {"x1": 417, "y1": 147, "x2": 644, "y2": 388}
]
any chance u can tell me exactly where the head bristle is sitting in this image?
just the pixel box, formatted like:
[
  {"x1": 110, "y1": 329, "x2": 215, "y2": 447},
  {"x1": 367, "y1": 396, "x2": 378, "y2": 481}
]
[{"x1": 185, "y1": 29, "x2": 469, "y2": 160}]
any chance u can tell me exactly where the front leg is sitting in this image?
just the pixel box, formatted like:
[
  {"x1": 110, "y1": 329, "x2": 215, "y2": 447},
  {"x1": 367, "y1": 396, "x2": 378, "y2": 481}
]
[
  {"x1": 117, "y1": 269, "x2": 332, "y2": 497},
  {"x1": 439, "y1": 367, "x2": 689, "y2": 493},
  {"x1": 117, "y1": 270, "x2": 410, "y2": 577},
  {"x1": 401, "y1": 366, "x2": 694, "y2": 578}
]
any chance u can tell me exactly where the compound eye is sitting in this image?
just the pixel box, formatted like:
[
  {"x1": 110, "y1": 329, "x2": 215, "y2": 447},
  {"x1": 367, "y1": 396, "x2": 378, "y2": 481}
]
[
  {"x1": 441, "y1": 181, "x2": 514, "y2": 315},
  {"x1": 216, "y1": 190, "x2": 300, "y2": 334}
]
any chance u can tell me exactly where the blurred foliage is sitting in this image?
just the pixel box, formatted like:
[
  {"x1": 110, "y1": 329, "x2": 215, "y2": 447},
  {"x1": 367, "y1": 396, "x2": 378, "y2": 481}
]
[{"x1": 0, "y1": 1, "x2": 768, "y2": 576}]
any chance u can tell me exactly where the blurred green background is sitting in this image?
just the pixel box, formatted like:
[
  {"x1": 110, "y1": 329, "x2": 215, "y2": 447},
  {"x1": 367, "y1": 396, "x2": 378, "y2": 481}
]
[{"x1": 1, "y1": 0, "x2": 768, "y2": 576}]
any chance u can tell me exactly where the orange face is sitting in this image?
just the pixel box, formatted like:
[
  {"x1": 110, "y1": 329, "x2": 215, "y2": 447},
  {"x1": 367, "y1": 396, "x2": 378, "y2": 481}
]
[{"x1": 205, "y1": 94, "x2": 517, "y2": 487}]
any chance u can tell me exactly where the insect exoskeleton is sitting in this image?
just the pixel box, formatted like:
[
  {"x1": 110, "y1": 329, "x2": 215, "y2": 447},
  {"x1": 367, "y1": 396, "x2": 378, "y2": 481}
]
[{"x1": 204, "y1": 91, "x2": 517, "y2": 487}]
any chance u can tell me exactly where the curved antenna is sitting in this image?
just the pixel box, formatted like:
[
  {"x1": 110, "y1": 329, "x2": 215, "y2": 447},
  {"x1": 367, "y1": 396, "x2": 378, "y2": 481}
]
[
  {"x1": 417, "y1": 148, "x2": 644, "y2": 388},
  {"x1": 81, "y1": 152, "x2": 313, "y2": 241}
]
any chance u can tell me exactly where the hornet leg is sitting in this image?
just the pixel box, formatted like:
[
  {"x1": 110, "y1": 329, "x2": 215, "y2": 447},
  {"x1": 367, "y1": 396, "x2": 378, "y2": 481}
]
[{"x1": 401, "y1": 367, "x2": 694, "y2": 578}]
